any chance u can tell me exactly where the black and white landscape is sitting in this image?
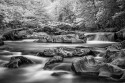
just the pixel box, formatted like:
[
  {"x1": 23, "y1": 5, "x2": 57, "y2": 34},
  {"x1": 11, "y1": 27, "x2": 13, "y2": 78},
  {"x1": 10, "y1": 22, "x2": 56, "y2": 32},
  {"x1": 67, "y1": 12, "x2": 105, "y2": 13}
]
[{"x1": 0, "y1": 0, "x2": 125, "y2": 83}]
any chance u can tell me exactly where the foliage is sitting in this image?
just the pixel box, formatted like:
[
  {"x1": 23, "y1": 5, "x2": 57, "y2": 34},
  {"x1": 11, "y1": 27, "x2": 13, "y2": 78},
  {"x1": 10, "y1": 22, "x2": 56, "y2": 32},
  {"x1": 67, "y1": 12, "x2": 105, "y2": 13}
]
[{"x1": 0, "y1": 0, "x2": 125, "y2": 32}]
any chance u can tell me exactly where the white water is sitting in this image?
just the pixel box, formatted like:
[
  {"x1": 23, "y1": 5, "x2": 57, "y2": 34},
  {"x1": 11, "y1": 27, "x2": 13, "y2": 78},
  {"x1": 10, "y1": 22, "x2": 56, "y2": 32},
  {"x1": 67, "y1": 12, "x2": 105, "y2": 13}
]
[
  {"x1": 0, "y1": 50, "x2": 74, "y2": 83},
  {"x1": 85, "y1": 32, "x2": 116, "y2": 44}
]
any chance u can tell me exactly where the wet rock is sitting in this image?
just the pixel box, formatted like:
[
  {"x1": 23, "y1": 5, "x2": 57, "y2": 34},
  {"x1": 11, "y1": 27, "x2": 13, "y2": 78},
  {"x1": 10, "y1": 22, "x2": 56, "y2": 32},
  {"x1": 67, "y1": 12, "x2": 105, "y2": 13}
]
[
  {"x1": 73, "y1": 48, "x2": 92, "y2": 57},
  {"x1": 99, "y1": 63, "x2": 124, "y2": 80},
  {"x1": 46, "y1": 56, "x2": 63, "y2": 65},
  {"x1": 107, "y1": 43, "x2": 122, "y2": 51},
  {"x1": 107, "y1": 40, "x2": 125, "y2": 51},
  {"x1": 56, "y1": 47, "x2": 92, "y2": 58},
  {"x1": 102, "y1": 50, "x2": 118, "y2": 63},
  {"x1": 86, "y1": 34, "x2": 96, "y2": 41},
  {"x1": 52, "y1": 63, "x2": 72, "y2": 71},
  {"x1": 36, "y1": 34, "x2": 86, "y2": 43},
  {"x1": 71, "y1": 55, "x2": 125, "y2": 80},
  {"x1": 72, "y1": 56, "x2": 101, "y2": 75},
  {"x1": 43, "y1": 56, "x2": 63, "y2": 69},
  {"x1": 37, "y1": 47, "x2": 93, "y2": 58},
  {"x1": 4, "y1": 56, "x2": 34, "y2": 68},
  {"x1": 56, "y1": 48, "x2": 74, "y2": 58},
  {"x1": 36, "y1": 49, "x2": 56, "y2": 57},
  {"x1": 43, "y1": 63, "x2": 61, "y2": 70},
  {"x1": 111, "y1": 58, "x2": 125, "y2": 69},
  {"x1": 51, "y1": 71, "x2": 70, "y2": 76},
  {"x1": 96, "y1": 34, "x2": 109, "y2": 41},
  {"x1": 78, "y1": 33, "x2": 86, "y2": 39},
  {"x1": 52, "y1": 36, "x2": 63, "y2": 43}
]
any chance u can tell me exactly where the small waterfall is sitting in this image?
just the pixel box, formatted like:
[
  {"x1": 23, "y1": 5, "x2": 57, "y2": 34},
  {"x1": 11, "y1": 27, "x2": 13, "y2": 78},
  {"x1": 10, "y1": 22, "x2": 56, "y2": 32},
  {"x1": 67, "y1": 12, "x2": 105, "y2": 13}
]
[{"x1": 85, "y1": 33, "x2": 116, "y2": 44}]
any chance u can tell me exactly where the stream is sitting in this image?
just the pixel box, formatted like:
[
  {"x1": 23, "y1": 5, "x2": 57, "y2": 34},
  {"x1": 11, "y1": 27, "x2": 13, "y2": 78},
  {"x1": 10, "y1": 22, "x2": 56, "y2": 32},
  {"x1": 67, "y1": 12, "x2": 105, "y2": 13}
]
[{"x1": 0, "y1": 33, "x2": 120, "y2": 83}]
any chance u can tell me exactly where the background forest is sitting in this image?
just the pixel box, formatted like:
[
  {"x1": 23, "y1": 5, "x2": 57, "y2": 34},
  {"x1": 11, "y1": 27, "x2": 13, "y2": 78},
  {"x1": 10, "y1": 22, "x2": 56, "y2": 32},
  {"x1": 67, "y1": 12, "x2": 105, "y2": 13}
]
[{"x1": 0, "y1": 0, "x2": 125, "y2": 32}]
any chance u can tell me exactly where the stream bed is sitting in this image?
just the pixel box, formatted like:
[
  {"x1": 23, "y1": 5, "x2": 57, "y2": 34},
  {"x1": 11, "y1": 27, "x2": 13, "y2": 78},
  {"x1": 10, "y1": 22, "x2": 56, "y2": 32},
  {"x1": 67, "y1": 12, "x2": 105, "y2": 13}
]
[{"x1": 0, "y1": 39, "x2": 120, "y2": 83}]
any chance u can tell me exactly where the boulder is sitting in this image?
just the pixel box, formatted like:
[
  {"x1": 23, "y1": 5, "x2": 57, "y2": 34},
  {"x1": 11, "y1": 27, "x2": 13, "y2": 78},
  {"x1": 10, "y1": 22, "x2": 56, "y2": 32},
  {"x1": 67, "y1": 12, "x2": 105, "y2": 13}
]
[
  {"x1": 107, "y1": 40, "x2": 125, "y2": 51},
  {"x1": 43, "y1": 63, "x2": 60, "y2": 70},
  {"x1": 73, "y1": 48, "x2": 92, "y2": 57},
  {"x1": 78, "y1": 33, "x2": 86, "y2": 39},
  {"x1": 4, "y1": 56, "x2": 34, "y2": 68},
  {"x1": 56, "y1": 47, "x2": 92, "y2": 58},
  {"x1": 45, "y1": 56, "x2": 63, "y2": 65},
  {"x1": 36, "y1": 34, "x2": 86, "y2": 43},
  {"x1": 36, "y1": 49, "x2": 56, "y2": 57},
  {"x1": 111, "y1": 58, "x2": 125, "y2": 69},
  {"x1": 52, "y1": 63, "x2": 72, "y2": 71},
  {"x1": 102, "y1": 50, "x2": 118, "y2": 63},
  {"x1": 57, "y1": 49, "x2": 74, "y2": 58},
  {"x1": 99, "y1": 63, "x2": 124, "y2": 80},
  {"x1": 71, "y1": 55, "x2": 125, "y2": 81},
  {"x1": 72, "y1": 56, "x2": 101, "y2": 75},
  {"x1": 43, "y1": 56, "x2": 63, "y2": 70},
  {"x1": 107, "y1": 43, "x2": 123, "y2": 51}
]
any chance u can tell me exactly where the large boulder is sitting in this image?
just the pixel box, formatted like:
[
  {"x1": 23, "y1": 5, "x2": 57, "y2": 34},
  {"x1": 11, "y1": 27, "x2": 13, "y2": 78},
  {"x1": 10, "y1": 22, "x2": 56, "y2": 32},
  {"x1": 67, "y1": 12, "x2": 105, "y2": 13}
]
[
  {"x1": 71, "y1": 55, "x2": 125, "y2": 81},
  {"x1": 72, "y1": 56, "x2": 101, "y2": 75},
  {"x1": 99, "y1": 63, "x2": 124, "y2": 81},
  {"x1": 110, "y1": 49, "x2": 125, "y2": 69},
  {"x1": 4, "y1": 56, "x2": 34, "y2": 68}
]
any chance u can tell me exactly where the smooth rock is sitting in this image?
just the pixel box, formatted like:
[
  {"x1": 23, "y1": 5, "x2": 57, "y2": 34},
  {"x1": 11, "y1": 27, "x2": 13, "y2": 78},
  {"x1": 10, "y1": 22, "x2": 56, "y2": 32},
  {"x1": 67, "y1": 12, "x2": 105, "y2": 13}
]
[{"x1": 4, "y1": 56, "x2": 34, "y2": 68}]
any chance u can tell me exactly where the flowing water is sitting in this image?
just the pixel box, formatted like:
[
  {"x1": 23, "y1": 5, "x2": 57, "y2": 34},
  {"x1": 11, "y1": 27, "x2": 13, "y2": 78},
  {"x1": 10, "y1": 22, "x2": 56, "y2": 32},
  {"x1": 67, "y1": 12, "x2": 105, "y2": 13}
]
[{"x1": 0, "y1": 33, "x2": 120, "y2": 83}]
